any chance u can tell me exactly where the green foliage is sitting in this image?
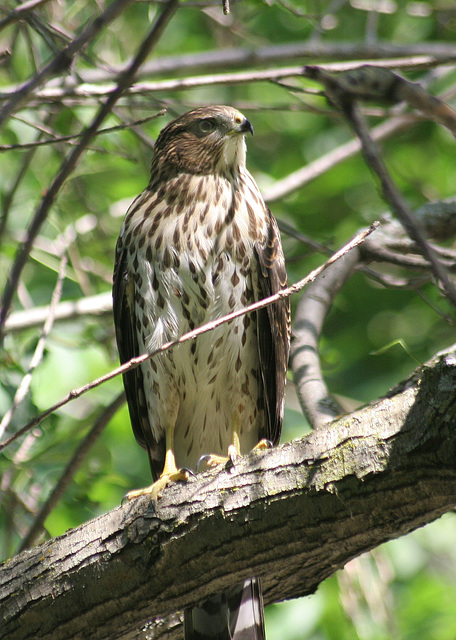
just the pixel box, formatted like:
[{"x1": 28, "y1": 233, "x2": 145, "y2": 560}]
[{"x1": 1, "y1": 0, "x2": 456, "y2": 637}]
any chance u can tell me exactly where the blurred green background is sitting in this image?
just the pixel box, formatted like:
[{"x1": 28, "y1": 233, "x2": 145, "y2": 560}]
[{"x1": 1, "y1": 1, "x2": 456, "y2": 637}]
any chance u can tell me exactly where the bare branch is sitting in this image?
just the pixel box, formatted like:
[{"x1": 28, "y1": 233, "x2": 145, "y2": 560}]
[
  {"x1": 361, "y1": 214, "x2": 456, "y2": 271},
  {"x1": 0, "y1": 0, "x2": 55, "y2": 31},
  {"x1": 1, "y1": 57, "x2": 443, "y2": 107},
  {"x1": 0, "y1": 253, "x2": 67, "y2": 440},
  {"x1": 290, "y1": 244, "x2": 360, "y2": 429},
  {"x1": 4, "y1": 291, "x2": 113, "y2": 333},
  {"x1": 40, "y1": 41, "x2": 456, "y2": 88},
  {"x1": 290, "y1": 200, "x2": 456, "y2": 429},
  {"x1": 306, "y1": 65, "x2": 456, "y2": 308},
  {"x1": 263, "y1": 115, "x2": 411, "y2": 203},
  {"x1": 0, "y1": 0, "x2": 138, "y2": 128},
  {"x1": 0, "y1": 0, "x2": 178, "y2": 344},
  {"x1": 0, "y1": 224, "x2": 378, "y2": 453}
]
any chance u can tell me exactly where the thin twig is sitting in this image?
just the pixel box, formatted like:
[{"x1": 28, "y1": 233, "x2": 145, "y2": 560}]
[
  {"x1": 0, "y1": 0, "x2": 54, "y2": 31},
  {"x1": 0, "y1": 253, "x2": 67, "y2": 440},
  {"x1": 17, "y1": 392, "x2": 126, "y2": 552},
  {"x1": 0, "y1": 111, "x2": 166, "y2": 152},
  {"x1": 0, "y1": 0, "x2": 179, "y2": 344},
  {"x1": 0, "y1": 0, "x2": 138, "y2": 128},
  {"x1": 0, "y1": 223, "x2": 378, "y2": 453},
  {"x1": 345, "y1": 102, "x2": 456, "y2": 308}
]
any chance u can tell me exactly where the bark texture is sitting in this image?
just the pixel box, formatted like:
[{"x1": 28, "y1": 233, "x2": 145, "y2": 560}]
[{"x1": 1, "y1": 346, "x2": 456, "y2": 640}]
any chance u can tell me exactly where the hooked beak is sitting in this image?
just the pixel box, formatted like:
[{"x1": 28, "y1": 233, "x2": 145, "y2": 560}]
[{"x1": 234, "y1": 116, "x2": 254, "y2": 136}]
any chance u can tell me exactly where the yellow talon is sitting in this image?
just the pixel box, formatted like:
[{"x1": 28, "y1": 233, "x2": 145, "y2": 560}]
[
  {"x1": 123, "y1": 423, "x2": 192, "y2": 503},
  {"x1": 197, "y1": 454, "x2": 228, "y2": 469},
  {"x1": 252, "y1": 438, "x2": 273, "y2": 451},
  {"x1": 124, "y1": 468, "x2": 191, "y2": 502},
  {"x1": 197, "y1": 416, "x2": 243, "y2": 470}
]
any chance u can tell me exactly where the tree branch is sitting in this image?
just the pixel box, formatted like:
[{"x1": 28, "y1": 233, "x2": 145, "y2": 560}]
[
  {"x1": 30, "y1": 41, "x2": 456, "y2": 89},
  {"x1": 1, "y1": 57, "x2": 441, "y2": 107},
  {"x1": 0, "y1": 225, "x2": 375, "y2": 453},
  {"x1": 290, "y1": 247, "x2": 359, "y2": 428},
  {"x1": 0, "y1": 0, "x2": 137, "y2": 128},
  {"x1": 0, "y1": 0, "x2": 178, "y2": 344},
  {"x1": 306, "y1": 65, "x2": 456, "y2": 307},
  {"x1": 16, "y1": 392, "x2": 126, "y2": 552},
  {"x1": 3, "y1": 291, "x2": 113, "y2": 333},
  {"x1": 263, "y1": 115, "x2": 411, "y2": 203},
  {"x1": 2, "y1": 345, "x2": 456, "y2": 640}
]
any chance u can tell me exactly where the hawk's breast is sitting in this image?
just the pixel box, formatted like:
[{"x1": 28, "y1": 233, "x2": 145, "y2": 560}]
[{"x1": 121, "y1": 168, "x2": 269, "y2": 469}]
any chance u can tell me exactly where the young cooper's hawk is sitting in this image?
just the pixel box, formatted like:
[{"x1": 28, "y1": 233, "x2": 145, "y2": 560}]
[{"x1": 113, "y1": 105, "x2": 290, "y2": 639}]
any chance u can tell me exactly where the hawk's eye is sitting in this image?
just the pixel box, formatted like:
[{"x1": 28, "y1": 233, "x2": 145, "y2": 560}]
[{"x1": 196, "y1": 118, "x2": 216, "y2": 135}]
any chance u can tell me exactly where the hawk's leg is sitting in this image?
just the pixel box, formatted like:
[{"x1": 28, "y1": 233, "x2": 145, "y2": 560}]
[{"x1": 125, "y1": 423, "x2": 191, "y2": 501}]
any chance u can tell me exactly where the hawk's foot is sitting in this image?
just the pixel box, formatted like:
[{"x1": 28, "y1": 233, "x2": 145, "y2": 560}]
[
  {"x1": 197, "y1": 444, "x2": 240, "y2": 471},
  {"x1": 197, "y1": 453, "x2": 229, "y2": 470},
  {"x1": 123, "y1": 468, "x2": 193, "y2": 502},
  {"x1": 253, "y1": 438, "x2": 273, "y2": 451}
]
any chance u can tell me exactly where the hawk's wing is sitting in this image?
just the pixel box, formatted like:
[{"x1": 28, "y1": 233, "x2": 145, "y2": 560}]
[
  {"x1": 255, "y1": 208, "x2": 290, "y2": 446},
  {"x1": 112, "y1": 238, "x2": 164, "y2": 481}
]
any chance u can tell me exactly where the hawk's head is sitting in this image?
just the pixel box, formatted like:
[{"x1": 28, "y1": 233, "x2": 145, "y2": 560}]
[{"x1": 152, "y1": 105, "x2": 254, "y2": 177}]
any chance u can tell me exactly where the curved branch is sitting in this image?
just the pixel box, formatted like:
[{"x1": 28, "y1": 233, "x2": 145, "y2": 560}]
[
  {"x1": 1, "y1": 345, "x2": 456, "y2": 640},
  {"x1": 290, "y1": 246, "x2": 360, "y2": 429},
  {"x1": 290, "y1": 200, "x2": 456, "y2": 429}
]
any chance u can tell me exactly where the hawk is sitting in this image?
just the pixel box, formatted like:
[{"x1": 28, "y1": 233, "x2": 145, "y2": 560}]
[{"x1": 113, "y1": 105, "x2": 290, "y2": 639}]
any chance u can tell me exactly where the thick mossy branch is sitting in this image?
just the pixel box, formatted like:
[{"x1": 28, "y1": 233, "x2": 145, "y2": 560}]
[{"x1": 1, "y1": 346, "x2": 456, "y2": 640}]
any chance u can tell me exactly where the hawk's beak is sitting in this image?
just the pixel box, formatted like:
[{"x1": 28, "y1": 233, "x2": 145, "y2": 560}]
[{"x1": 234, "y1": 117, "x2": 254, "y2": 136}]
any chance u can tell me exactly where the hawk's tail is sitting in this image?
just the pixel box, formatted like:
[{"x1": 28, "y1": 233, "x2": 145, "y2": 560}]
[{"x1": 184, "y1": 577, "x2": 265, "y2": 640}]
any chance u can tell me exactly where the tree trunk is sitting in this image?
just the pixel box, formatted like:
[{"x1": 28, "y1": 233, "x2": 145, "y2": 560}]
[{"x1": 1, "y1": 345, "x2": 456, "y2": 640}]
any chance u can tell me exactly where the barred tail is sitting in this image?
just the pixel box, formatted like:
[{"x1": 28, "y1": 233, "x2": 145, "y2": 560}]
[{"x1": 184, "y1": 577, "x2": 265, "y2": 640}]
